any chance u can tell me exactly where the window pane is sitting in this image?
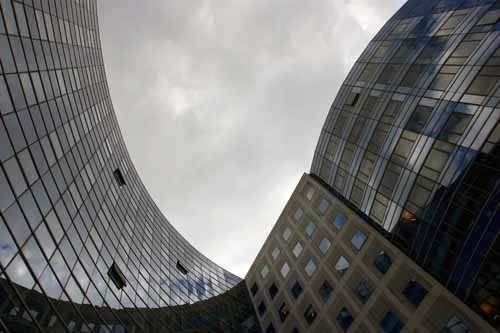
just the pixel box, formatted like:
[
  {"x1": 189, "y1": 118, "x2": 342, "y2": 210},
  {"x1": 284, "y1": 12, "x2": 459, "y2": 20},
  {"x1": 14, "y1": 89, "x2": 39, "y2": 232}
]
[
  {"x1": 272, "y1": 247, "x2": 280, "y2": 260},
  {"x1": 403, "y1": 280, "x2": 428, "y2": 306},
  {"x1": 305, "y1": 222, "x2": 316, "y2": 237},
  {"x1": 381, "y1": 311, "x2": 404, "y2": 333},
  {"x1": 319, "y1": 280, "x2": 333, "y2": 302},
  {"x1": 335, "y1": 256, "x2": 350, "y2": 274},
  {"x1": 280, "y1": 262, "x2": 290, "y2": 278},
  {"x1": 261, "y1": 265, "x2": 270, "y2": 279},
  {"x1": 291, "y1": 281, "x2": 302, "y2": 299},
  {"x1": 332, "y1": 212, "x2": 347, "y2": 230},
  {"x1": 293, "y1": 207, "x2": 303, "y2": 222},
  {"x1": 319, "y1": 238, "x2": 331, "y2": 255},
  {"x1": 337, "y1": 307, "x2": 354, "y2": 330},
  {"x1": 318, "y1": 198, "x2": 330, "y2": 214},
  {"x1": 374, "y1": 251, "x2": 392, "y2": 274},
  {"x1": 304, "y1": 260, "x2": 317, "y2": 277},
  {"x1": 355, "y1": 279, "x2": 374, "y2": 304},
  {"x1": 282, "y1": 227, "x2": 292, "y2": 241},
  {"x1": 293, "y1": 242, "x2": 303, "y2": 258},
  {"x1": 304, "y1": 305, "x2": 317, "y2": 325},
  {"x1": 351, "y1": 230, "x2": 368, "y2": 250}
]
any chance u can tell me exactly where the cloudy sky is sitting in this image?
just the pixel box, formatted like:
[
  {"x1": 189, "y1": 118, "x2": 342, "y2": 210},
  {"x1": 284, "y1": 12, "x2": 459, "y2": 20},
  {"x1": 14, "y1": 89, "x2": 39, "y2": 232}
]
[{"x1": 97, "y1": 0, "x2": 404, "y2": 278}]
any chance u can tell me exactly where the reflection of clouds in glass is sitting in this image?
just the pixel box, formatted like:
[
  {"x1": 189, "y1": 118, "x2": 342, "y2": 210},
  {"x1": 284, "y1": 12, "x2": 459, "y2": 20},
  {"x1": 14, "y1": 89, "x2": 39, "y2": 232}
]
[
  {"x1": 0, "y1": 221, "x2": 16, "y2": 267},
  {"x1": 441, "y1": 146, "x2": 475, "y2": 187},
  {"x1": 39, "y1": 267, "x2": 62, "y2": 299},
  {"x1": 6, "y1": 255, "x2": 33, "y2": 289},
  {"x1": 335, "y1": 256, "x2": 350, "y2": 273},
  {"x1": 4, "y1": 204, "x2": 31, "y2": 246},
  {"x1": 22, "y1": 237, "x2": 46, "y2": 278}
]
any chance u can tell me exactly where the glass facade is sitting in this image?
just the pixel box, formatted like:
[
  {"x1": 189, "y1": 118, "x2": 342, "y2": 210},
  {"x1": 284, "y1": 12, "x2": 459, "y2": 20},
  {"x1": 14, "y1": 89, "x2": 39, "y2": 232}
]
[
  {"x1": 311, "y1": 0, "x2": 500, "y2": 327},
  {"x1": 0, "y1": 0, "x2": 258, "y2": 332}
]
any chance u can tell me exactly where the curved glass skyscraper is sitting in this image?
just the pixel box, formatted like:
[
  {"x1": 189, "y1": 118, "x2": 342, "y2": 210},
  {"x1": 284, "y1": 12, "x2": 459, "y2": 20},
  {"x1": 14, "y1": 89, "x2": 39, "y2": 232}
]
[
  {"x1": 311, "y1": 0, "x2": 500, "y2": 321},
  {"x1": 0, "y1": 1, "x2": 257, "y2": 332}
]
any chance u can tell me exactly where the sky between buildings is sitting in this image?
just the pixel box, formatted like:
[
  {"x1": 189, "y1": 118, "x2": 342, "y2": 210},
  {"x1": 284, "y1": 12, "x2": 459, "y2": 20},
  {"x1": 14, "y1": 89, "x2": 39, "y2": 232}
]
[{"x1": 98, "y1": 0, "x2": 405, "y2": 278}]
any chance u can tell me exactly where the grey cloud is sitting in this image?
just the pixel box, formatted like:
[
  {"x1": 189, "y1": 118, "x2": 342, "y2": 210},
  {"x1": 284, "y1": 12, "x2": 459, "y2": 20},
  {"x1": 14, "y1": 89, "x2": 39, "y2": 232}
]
[{"x1": 98, "y1": 0, "x2": 405, "y2": 277}]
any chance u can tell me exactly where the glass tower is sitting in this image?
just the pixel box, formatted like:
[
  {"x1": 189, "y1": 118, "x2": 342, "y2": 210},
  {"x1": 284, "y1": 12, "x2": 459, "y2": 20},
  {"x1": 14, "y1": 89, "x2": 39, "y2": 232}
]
[
  {"x1": 0, "y1": 0, "x2": 258, "y2": 332},
  {"x1": 311, "y1": 0, "x2": 500, "y2": 328}
]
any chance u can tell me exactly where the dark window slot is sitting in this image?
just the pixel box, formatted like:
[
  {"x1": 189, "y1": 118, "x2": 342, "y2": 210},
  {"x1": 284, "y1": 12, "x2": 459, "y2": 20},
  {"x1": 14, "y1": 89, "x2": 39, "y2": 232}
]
[
  {"x1": 108, "y1": 262, "x2": 127, "y2": 290},
  {"x1": 113, "y1": 168, "x2": 126, "y2": 186},
  {"x1": 176, "y1": 260, "x2": 188, "y2": 275}
]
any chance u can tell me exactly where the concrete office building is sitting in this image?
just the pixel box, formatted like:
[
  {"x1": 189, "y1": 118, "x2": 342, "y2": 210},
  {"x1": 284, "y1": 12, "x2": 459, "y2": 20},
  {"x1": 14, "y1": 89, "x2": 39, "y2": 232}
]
[{"x1": 246, "y1": 0, "x2": 500, "y2": 332}]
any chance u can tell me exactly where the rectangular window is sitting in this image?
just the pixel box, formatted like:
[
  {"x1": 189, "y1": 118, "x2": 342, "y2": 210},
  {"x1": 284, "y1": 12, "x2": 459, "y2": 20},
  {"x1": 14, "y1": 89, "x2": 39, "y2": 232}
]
[
  {"x1": 406, "y1": 105, "x2": 433, "y2": 133},
  {"x1": 437, "y1": 12, "x2": 467, "y2": 35},
  {"x1": 337, "y1": 307, "x2": 354, "y2": 330},
  {"x1": 318, "y1": 198, "x2": 330, "y2": 215},
  {"x1": 108, "y1": 262, "x2": 127, "y2": 289},
  {"x1": 176, "y1": 260, "x2": 188, "y2": 275},
  {"x1": 438, "y1": 112, "x2": 472, "y2": 144},
  {"x1": 250, "y1": 282, "x2": 259, "y2": 296},
  {"x1": 381, "y1": 311, "x2": 404, "y2": 333},
  {"x1": 466, "y1": 46, "x2": 500, "y2": 96},
  {"x1": 319, "y1": 280, "x2": 333, "y2": 302},
  {"x1": 304, "y1": 305, "x2": 317, "y2": 325},
  {"x1": 359, "y1": 63, "x2": 377, "y2": 82},
  {"x1": 260, "y1": 265, "x2": 270, "y2": 279},
  {"x1": 265, "y1": 323, "x2": 275, "y2": 333},
  {"x1": 271, "y1": 247, "x2": 280, "y2": 260},
  {"x1": 377, "y1": 64, "x2": 401, "y2": 84},
  {"x1": 335, "y1": 256, "x2": 350, "y2": 274},
  {"x1": 346, "y1": 92, "x2": 360, "y2": 106},
  {"x1": 351, "y1": 230, "x2": 368, "y2": 250},
  {"x1": 282, "y1": 227, "x2": 292, "y2": 241},
  {"x1": 305, "y1": 222, "x2": 316, "y2": 238},
  {"x1": 293, "y1": 207, "x2": 303, "y2": 222},
  {"x1": 332, "y1": 212, "x2": 347, "y2": 230},
  {"x1": 477, "y1": 9, "x2": 500, "y2": 26},
  {"x1": 403, "y1": 280, "x2": 428, "y2": 306},
  {"x1": 291, "y1": 281, "x2": 302, "y2": 299},
  {"x1": 374, "y1": 251, "x2": 392, "y2": 274},
  {"x1": 319, "y1": 238, "x2": 331, "y2": 255},
  {"x1": 400, "y1": 64, "x2": 428, "y2": 88},
  {"x1": 113, "y1": 168, "x2": 126, "y2": 187},
  {"x1": 304, "y1": 184, "x2": 315, "y2": 200},
  {"x1": 258, "y1": 301, "x2": 267, "y2": 316},
  {"x1": 304, "y1": 259, "x2": 317, "y2": 277},
  {"x1": 278, "y1": 302, "x2": 290, "y2": 322},
  {"x1": 355, "y1": 279, "x2": 374, "y2": 304},
  {"x1": 280, "y1": 262, "x2": 290, "y2": 278},
  {"x1": 293, "y1": 242, "x2": 303, "y2": 258},
  {"x1": 269, "y1": 283, "x2": 278, "y2": 299},
  {"x1": 442, "y1": 316, "x2": 471, "y2": 332}
]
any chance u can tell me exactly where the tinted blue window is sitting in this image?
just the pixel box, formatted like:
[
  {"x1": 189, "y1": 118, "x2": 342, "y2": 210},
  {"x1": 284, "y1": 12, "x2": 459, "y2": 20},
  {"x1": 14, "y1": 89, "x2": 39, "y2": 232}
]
[
  {"x1": 351, "y1": 230, "x2": 368, "y2": 250},
  {"x1": 403, "y1": 280, "x2": 428, "y2": 306},
  {"x1": 381, "y1": 310, "x2": 403, "y2": 333},
  {"x1": 332, "y1": 212, "x2": 347, "y2": 230},
  {"x1": 374, "y1": 251, "x2": 392, "y2": 274},
  {"x1": 319, "y1": 280, "x2": 333, "y2": 302},
  {"x1": 291, "y1": 281, "x2": 302, "y2": 299},
  {"x1": 355, "y1": 279, "x2": 373, "y2": 304},
  {"x1": 336, "y1": 307, "x2": 354, "y2": 330}
]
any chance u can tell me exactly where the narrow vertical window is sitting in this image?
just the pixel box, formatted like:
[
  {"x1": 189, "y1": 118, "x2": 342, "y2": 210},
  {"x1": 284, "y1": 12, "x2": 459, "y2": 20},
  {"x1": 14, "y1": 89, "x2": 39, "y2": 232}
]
[{"x1": 113, "y1": 168, "x2": 126, "y2": 186}]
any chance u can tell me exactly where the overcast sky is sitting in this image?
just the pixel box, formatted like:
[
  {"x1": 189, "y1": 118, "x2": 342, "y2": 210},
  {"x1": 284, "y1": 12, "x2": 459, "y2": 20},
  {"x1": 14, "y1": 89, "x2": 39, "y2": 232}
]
[{"x1": 97, "y1": 0, "x2": 404, "y2": 278}]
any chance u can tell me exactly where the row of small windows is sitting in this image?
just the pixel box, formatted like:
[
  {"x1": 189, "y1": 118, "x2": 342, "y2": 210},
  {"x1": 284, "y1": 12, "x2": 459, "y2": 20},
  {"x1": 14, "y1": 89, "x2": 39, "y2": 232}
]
[
  {"x1": 250, "y1": 182, "x2": 464, "y2": 331},
  {"x1": 254, "y1": 273, "x2": 465, "y2": 333}
]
